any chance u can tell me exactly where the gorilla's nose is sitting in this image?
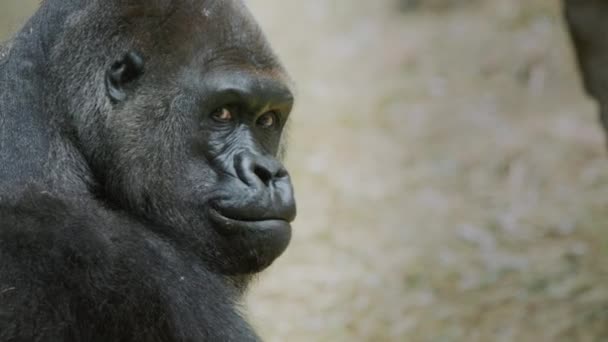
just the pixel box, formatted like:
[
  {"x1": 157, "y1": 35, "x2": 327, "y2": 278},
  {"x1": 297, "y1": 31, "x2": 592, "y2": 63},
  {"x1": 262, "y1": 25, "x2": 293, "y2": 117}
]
[
  {"x1": 228, "y1": 152, "x2": 296, "y2": 223},
  {"x1": 234, "y1": 152, "x2": 288, "y2": 188}
]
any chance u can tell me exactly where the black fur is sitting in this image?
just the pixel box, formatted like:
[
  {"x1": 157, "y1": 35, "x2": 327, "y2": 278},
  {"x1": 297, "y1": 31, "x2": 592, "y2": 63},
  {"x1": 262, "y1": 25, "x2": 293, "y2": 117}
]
[
  {"x1": 0, "y1": 0, "x2": 296, "y2": 341},
  {"x1": 564, "y1": 0, "x2": 608, "y2": 144}
]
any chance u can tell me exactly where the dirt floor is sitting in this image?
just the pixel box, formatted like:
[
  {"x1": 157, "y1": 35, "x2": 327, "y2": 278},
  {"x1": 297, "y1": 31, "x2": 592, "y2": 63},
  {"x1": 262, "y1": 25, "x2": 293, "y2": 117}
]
[{"x1": 2, "y1": 0, "x2": 608, "y2": 341}]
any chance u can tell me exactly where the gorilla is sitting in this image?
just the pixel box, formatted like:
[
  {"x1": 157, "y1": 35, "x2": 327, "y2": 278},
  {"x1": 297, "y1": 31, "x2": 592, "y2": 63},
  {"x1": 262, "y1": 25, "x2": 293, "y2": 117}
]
[
  {"x1": 0, "y1": 0, "x2": 296, "y2": 341},
  {"x1": 564, "y1": 0, "x2": 608, "y2": 143}
]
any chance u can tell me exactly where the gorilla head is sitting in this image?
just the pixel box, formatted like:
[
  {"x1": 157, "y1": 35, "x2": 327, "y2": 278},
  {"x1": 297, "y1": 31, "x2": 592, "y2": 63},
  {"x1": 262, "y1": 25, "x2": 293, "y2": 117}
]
[
  {"x1": 2, "y1": 0, "x2": 299, "y2": 339},
  {"x1": 46, "y1": 0, "x2": 296, "y2": 274}
]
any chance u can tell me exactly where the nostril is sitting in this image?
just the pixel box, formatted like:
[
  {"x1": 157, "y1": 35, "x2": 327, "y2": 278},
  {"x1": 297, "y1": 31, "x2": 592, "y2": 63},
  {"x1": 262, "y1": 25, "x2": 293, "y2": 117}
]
[
  {"x1": 253, "y1": 165, "x2": 273, "y2": 185},
  {"x1": 235, "y1": 152, "x2": 288, "y2": 187},
  {"x1": 253, "y1": 164, "x2": 288, "y2": 185},
  {"x1": 275, "y1": 167, "x2": 288, "y2": 179}
]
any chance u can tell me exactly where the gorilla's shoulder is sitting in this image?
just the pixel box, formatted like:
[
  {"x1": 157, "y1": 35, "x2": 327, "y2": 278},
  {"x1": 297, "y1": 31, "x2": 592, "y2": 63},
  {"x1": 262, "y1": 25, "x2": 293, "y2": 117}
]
[
  {"x1": 0, "y1": 191, "x2": 112, "y2": 277},
  {"x1": 0, "y1": 40, "x2": 12, "y2": 66}
]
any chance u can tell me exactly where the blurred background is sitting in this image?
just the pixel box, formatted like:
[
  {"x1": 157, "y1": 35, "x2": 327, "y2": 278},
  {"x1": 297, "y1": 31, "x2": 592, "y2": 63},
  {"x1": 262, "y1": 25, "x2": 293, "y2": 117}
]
[{"x1": 2, "y1": 0, "x2": 608, "y2": 341}]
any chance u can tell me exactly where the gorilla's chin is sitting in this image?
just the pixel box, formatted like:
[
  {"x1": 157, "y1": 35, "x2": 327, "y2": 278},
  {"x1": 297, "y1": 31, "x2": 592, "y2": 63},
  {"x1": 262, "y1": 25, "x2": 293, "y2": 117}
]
[
  {"x1": 204, "y1": 175, "x2": 297, "y2": 267},
  {"x1": 208, "y1": 206, "x2": 292, "y2": 273}
]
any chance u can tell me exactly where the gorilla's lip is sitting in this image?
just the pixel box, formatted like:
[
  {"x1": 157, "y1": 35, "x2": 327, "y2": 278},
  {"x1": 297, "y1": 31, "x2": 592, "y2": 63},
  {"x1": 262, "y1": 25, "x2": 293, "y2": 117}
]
[{"x1": 207, "y1": 207, "x2": 292, "y2": 235}]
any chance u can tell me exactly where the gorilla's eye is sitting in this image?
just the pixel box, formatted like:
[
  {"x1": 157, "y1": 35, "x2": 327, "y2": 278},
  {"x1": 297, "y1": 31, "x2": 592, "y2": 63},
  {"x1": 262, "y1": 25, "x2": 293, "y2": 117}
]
[
  {"x1": 257, "y1": 111, "x2": 279, "y2": 129},
  {"x1": 211, "y1": 107, "x2": 233, "y2": 123}
]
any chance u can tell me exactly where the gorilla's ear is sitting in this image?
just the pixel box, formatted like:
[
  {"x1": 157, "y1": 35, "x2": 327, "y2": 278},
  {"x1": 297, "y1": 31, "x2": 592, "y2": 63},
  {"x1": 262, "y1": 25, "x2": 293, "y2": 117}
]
[{"x1": 105, "y1": 51, "x2": 145, "y2": 103}]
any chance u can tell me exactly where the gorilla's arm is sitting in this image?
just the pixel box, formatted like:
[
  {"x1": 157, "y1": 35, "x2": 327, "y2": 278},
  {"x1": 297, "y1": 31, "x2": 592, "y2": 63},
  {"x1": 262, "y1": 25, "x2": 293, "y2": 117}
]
[
  {"x1": 0, "y1": 26, "x2": 50, "y2": 188},
  {"x1": 0, "y1": 192, "x2": 260, "y2": 342},
  {"x1": 0, "y1": 194, "x2": 110, "y2": 341},
  {"x1": 564, "y1": 0, "x2": 608, "y2": 138}
]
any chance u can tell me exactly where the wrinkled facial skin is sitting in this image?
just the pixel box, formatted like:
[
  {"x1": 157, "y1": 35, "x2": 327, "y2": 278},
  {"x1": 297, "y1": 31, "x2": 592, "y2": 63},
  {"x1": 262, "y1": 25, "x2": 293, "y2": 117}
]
[{"x1": 54, "y1": 0, "x2": 296, "y2": 275}]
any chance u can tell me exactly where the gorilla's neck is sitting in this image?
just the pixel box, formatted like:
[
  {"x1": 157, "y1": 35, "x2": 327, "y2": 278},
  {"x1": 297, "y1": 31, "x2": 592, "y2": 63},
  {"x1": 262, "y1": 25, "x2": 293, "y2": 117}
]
[{"x1": 0, "y1": 4, "x2": 92, "y2": 196}]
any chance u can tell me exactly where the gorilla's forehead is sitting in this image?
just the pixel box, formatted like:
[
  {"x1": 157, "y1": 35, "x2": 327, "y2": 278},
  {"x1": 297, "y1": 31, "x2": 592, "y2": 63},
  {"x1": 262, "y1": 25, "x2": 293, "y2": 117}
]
[
  {"x1": 183, "y1": 1, "x2": 280, "y2": 68},
  {"x1": 52, "y1": 0, "x2": 291, "y2": 93},
  {"x1": 127, "y1": 0, "x2": 283, "y2": 73}
]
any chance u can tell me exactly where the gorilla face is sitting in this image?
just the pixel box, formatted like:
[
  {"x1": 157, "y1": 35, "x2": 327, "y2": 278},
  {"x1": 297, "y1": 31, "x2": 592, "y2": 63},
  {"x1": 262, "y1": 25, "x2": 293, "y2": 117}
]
[{"x1": 57, "y1": 0, "x2": 296, "y2": 275}]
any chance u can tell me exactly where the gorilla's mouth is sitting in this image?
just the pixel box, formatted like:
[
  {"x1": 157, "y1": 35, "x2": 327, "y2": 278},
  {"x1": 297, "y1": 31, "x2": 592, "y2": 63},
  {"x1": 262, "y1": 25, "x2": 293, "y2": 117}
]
[
  {"x1": 207, "y1": 206, "x2": 293, "y2": 235},
  {"x1": 204, "y1": 178, "x2": 296, "y2": 270},
  {"x1": 208, "y1": 202, "x2": 295, "y2": 235},
  {"x1": 207, "y1": 192, "x2": 296, "y2": 234},
  {"x1": 208, "y1": 205, "x2": 293, "y2": 269}
]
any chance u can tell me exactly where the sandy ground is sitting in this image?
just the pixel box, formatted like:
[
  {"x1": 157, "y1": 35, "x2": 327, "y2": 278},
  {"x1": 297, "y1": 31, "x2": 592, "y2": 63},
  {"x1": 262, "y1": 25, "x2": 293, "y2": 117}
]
[{"x1": 2, "y1": 1, "x2": 608, "y2": 341}]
